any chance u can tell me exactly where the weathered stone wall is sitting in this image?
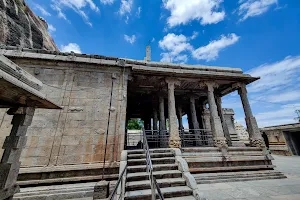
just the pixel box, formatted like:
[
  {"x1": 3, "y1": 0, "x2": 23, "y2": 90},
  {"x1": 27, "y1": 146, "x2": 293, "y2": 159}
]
[
  {"x1": 0, "y1": 58, "x2": 128, "y2": 167},
  {"x1": 0, "y1": 0, "x2": 58, "y2": 51}
]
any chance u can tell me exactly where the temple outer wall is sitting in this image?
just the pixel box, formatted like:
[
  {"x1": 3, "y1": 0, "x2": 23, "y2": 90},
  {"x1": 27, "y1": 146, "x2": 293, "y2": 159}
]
[
  {"x1": 0, "y1": 58, "x2": 129, "y2": 168},
  {"x1": 261, "y1": 123, "x2": 300, "y2": 156}
]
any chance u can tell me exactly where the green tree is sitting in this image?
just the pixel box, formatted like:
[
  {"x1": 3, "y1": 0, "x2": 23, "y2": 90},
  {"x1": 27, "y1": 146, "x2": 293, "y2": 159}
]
[{"x1": 127, "y1": 119, "x2": 143, "y2": 130}]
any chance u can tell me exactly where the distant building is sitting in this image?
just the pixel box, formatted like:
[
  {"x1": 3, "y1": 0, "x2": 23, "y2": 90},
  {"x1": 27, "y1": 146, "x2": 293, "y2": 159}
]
[
  {"x1": 235, "y1": 122, "x2": 250, "y2": 145},
  {"x1": 261, "y1": 123, "x2": 300, "y2": 156}
]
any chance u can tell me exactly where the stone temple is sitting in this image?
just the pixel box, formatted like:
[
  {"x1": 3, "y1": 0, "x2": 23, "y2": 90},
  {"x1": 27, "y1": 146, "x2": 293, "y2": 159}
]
[{"x1": 0, "y1": 46, "x2": 286, "y2": 200}]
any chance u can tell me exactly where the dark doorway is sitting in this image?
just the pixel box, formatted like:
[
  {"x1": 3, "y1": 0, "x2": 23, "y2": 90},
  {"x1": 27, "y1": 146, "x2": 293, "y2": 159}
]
[
  {"x1": 284, "y1": 131, "x2": 300, "y2": 155},
  {"x1": 262, "y1": 132, "x2": 269, "y2": 149}
]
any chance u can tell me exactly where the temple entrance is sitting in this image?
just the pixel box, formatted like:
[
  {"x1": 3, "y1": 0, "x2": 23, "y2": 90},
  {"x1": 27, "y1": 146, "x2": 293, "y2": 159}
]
[
  {"x1": 124, "y1": 74, "x2": 223, "y2": 150},
  {"x1": 284, "y1": 131, "x2": 300, "y2": 155}
]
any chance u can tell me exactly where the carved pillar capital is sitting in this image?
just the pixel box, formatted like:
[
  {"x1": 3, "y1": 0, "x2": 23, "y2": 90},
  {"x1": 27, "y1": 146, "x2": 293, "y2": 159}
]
[
  {"x1": 165, "y1": 78, "x2": 181, "y2": 87},
  {"x1": 204, "y1": 82, "x2": 219, "y2": 91}
]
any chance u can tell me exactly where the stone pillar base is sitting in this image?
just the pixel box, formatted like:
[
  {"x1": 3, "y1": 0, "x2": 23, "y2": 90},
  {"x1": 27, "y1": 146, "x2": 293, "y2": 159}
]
[
  {"x1": 213, "y1": 137, "x2": 228, "y2": 148},
  {"x1": 250, "y1": 138, "x2": 266, "y2": 148},
  {"x1": 93, "y1": 181, "x2": 108, "y2": 199},
  {"x1": 169, "y1": 137, "x2": 181, "y2": 148}
]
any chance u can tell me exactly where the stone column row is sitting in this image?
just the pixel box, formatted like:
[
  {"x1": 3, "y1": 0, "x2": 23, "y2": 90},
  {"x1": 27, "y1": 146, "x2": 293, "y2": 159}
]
[{"x1": 150, "y1": 80, "x2": 264, "y2": 149}]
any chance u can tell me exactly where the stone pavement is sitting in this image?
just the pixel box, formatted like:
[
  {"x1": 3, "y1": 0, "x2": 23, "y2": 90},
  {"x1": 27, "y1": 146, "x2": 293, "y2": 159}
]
[
  {"x1": 71, "y1": 155, "x2": 300, "y2": 200},
  {"x1": 198, "y1": 155, "x2": 300, "y2": 200}
]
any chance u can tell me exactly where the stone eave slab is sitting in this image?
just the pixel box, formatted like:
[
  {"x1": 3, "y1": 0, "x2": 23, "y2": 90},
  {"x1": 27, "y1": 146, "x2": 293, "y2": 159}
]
[
  {"x1": 131, "y1": 65, "x2": 259, "y2": 83},
  {"x1": 0, "y1": 67, "x2": 61, "y2": 109}
]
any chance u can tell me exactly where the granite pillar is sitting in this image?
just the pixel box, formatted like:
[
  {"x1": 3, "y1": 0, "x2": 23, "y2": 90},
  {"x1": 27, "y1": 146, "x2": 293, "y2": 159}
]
[
  {"x1": 159, "y1": 95, "x2": 166, "y2": 147},
  {"x1": 0, "y1": 107, "x2": 35, "y2": 200},
  {"x1": 153, "y1": 108, "x2": 158, "y2": 131},
  {"x1": 205, "y1": 82, "x2": 227, "y2": 148},
  {"x1": 216, "y1": 96, "x2": 232, "y2": 146},
  {"x1": 238, "y1": 83, "x2": 265, "y2": 147},
  {"x1": 166, "y1": 78, "x2": 181, "y2": 148},
  {"x1": 189, "y1": 96, "x2": 201, "y2": 145},
  {"x1": 176, "y1": 105, "x2": 184, "y2": 131}
]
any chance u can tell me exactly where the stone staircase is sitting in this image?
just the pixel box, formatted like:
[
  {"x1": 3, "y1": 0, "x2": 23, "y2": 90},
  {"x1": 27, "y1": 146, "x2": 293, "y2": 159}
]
[{"x1": 124, "y1": 149, "x2": 197, "y2": 200}]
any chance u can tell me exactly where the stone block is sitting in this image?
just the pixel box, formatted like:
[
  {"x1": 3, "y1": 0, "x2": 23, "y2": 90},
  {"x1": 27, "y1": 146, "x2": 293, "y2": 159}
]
[
  {"x1": 93, "y1": 181, "x2": 109, "y2": 199},
  {"x1": 60, "y1": 136, "x2": 81, "y2": 146}
]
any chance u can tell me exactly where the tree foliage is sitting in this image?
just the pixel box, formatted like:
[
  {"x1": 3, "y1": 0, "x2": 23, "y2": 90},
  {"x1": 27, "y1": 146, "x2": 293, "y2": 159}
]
[{"x1": 127, "y1": 119, "x2": 143, "y2": 130}]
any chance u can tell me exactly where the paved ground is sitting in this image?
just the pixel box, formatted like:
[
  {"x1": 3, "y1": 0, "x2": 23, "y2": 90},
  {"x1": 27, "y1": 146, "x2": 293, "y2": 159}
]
[{"x1": 198, "y1": 155, "x2": 300, "y2": 200}]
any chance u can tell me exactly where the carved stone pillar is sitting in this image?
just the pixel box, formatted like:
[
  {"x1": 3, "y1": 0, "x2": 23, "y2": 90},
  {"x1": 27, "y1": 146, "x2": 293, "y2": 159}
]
[
  {"x1": 176, "y1": 105, "x2": 184, "y2": 130},
  {"x1": 158, "y1": 95, "x2": 166, "y2": 147},
  {"x1": 0, "y1": 107, "x2": 35, "y2": 200},
  {"x1": 238, "y1": 83, "x2": 265, "y2": 147},
  {"x1": 189, "y1": 96, "x2": 201, "y2": 145},
  {"x1": 166, "y1": 78, "x2": 181, "y2": 148},
  {"x1": 205, "y1": 82, "x2": 227, "y2": 148},
  {"x1": 216, "y1": 96, "x2": 232, "y2": 146},
  {"x1": 153, "y1": 108, "x2": 158, "y2": 131}
]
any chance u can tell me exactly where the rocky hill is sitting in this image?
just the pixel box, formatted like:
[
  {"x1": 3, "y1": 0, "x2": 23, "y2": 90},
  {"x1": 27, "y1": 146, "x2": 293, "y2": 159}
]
[{"x1": 0, "y1": 0, "x2": 58, "y2": 51}]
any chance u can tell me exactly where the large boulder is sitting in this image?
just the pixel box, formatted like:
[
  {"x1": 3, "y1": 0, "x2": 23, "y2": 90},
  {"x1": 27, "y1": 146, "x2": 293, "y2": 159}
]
[{"x1": 0, "y1": 0, "x2": 58, "y2": 51}]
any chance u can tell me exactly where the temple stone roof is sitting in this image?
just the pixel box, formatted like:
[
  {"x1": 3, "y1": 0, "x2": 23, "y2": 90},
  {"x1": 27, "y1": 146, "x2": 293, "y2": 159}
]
[
  {"x1": 0, "y1": 45, "x2": 248, "y2": 74},
  {"x1": 261, "y1": 123, "x2": 300, "y2": 131}
]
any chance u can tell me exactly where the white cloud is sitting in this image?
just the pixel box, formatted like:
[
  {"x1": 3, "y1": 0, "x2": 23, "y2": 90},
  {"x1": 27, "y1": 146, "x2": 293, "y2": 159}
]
[
  {"x1": 192, "y1": 33, "x2": 240, "y2": 61},
  {"x1": 51, "y1": 4, "x2": 68, "y2": 21},
  {"x1": 124, "y1": 34, "x2": 136, "y2": 44},
  {"x1": 48, "y1": 24, "x2": 56, "y2": 33},
  {"x1": 51, "y1": 0, "x2": 99, "y2": 26},
  {"x1": 60, "y1": 43, "x2": 82, "y2": 53},
  {"x1": 159, "y1": 33, "x2": 193, "y2": 63},
  {"x1": 223, "y1": 55, "x2": 300, "y2": 128},
  {"x1": 238, "y1": 0, "x2": 277, "y2": 21},
  {"x1": 247, "y1": 56, "x2": 300, "y2": 93},
  {"x1": 100, "y1": 0, "x2": 115, "y2": 5},
  {"x1": 163, "y1": 0, "x2": 225, "y2": 27},
  {"x1": 119, "y1": 0, "x2": 133, "y2": 16},
  {"x1": 34, "y1": 4, "x2": 51, "y2": 16},
  {"x1": 267, "y1": 91, "x2": 300, "y2": 103},
  {"x1": 159, "y1": 32, "x2": 239, "y2": 63},
  {"x1": 136, "y1": 6, "x2": 141, "y2": 18},
  {"x1": 190, "y1": 31, "x2": 199, "y2": 40},
  {"x1": 255, "y1": 104, "x2": 300, "y2": 127}
]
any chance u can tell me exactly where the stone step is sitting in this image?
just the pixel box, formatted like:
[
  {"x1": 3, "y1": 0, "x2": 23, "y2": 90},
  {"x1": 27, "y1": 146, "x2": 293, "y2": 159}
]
[
  {"x1": 124, "y1": 186, "x2": 193, "y2": 200},
  {"x1": 164, "y1": 196, "x2": 196, "y2": 200},
  {"x1": 127, "y1": 164, "x2": 178, "y2": 173},
  {"x1": 189, "y1": 165, "x2": 276, "y2": 173},
  {"x1": 17, "y1": 174, "x2": 117, "y2": 186},
  {"x1": 185, "y1": 155, "x2": 268, "y2": 163},
  {"x1": 194, "y1": 171, "x2": 286, "y2": 180},
  {"x1": 127, "y1": 157, "x2": 175, "y2": 166},
  {"x1": 182, "y1": 147, "x2": 262, "y2": 153},
  {"x1": 196, "y1": 174, "x2": 287, "y2": 184},
  {"x1": 127, "y1": 149, "x2": 172, "y2": 155},
  {"x1": 183, "y1": 151, "x2": 264, "y2": 157},
  {"x1": 127, "y1": 152, "x2": 174, "y2": 159},
  {"x1": 126, "y1": 178, "x2": 186, "y2": 191},
  {"x1": 13, "y1": 182, "x2": 95, "y2": 200},
  {"x1": 127, "y1": 170, "x2": 182, "y2": 182}
]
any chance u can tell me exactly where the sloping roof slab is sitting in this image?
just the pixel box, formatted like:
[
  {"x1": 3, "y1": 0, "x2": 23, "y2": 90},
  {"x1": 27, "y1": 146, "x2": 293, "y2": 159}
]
[{"x1": 0, "y1": 55, "x2": 60, "y2": 109}]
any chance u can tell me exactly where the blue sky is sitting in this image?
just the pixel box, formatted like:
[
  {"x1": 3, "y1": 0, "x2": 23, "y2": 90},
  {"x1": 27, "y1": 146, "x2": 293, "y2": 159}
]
[{"x1": 27, "y1": 0, "x2": 300, "y2": 127}]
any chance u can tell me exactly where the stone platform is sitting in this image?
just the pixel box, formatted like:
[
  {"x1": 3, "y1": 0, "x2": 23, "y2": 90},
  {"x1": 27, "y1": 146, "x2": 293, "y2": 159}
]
[{"x1": 182, "y1": 147, "x2": 277, "y2": 173}]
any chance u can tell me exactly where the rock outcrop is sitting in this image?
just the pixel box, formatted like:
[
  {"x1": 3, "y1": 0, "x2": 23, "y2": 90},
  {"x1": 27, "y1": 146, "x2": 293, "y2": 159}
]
[{"x1": 0, "y1": 0, "x2": 58, "y2": 51}]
